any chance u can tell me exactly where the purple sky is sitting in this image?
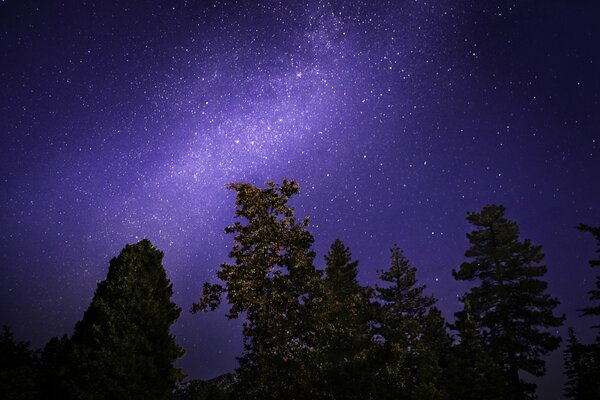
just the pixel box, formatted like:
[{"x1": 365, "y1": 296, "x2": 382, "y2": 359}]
[{"x1": 1, "y1": 1, "x2": 598, "y2": 398}]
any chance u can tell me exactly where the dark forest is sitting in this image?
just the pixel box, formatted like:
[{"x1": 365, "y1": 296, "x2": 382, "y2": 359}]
[{"x1": 2, "y1": 180, "x2": 599, "y2": 399}]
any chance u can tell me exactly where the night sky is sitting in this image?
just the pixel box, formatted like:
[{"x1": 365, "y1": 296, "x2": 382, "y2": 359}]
[{"x1": 1, "y1": 1, "x2": 599, "y2": 398}]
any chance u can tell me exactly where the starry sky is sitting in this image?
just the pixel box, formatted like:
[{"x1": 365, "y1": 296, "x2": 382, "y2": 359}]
[{"x1": 1, "y1": 0, "x2": 599, "y2": 397}]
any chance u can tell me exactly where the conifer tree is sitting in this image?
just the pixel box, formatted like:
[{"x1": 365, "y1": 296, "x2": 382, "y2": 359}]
[
  {"x1": 65, "y1": 239, "x2": 184, "y2": 399},
  {"x1": 577, "y1": 224, "x2": 600, "y2": 328},
  {"x1": 373, "y1": 245, "x2": 437, "y2": 400},
  {"x1": 39, "y1": 334, "x2": 70, "y2": 399},
  {"x1": 563, "y1": 328, "x2": 600, "y2": 400},
  {"x1": 446, "y1": 300, "x2": 507, "y2": 400},
  {"x1": 193, "y1": 180, "x2": 321, "y2": 400},
  {"x1": 0, "y1": 326, "x2": 40, "y2": 400},
  {"x1": 563, "y1": 224, "x2": 600, "y2": 399},
  {"x1": 453, "y1": 205, "x2": 565, "y2": 399},
  {"x1": 309, "y1": 239, "x2": 373, "y2": 399},
  {"x1": 412, "y1": 307, "x2": 451, "y2": 400}
]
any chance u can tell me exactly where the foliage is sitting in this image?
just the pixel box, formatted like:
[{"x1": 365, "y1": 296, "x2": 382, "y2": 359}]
[
  {"x1": 308, "y1": 239, "x2": 375, "y2": 399},
  {"x1": 173, "y1": 378, "x2": 230, "y2": 400},
  {"x1": 0, "y1": 326, "x2": 40, "y2": 400},
  {"x1": 373, "y1": 245, "x2": 443, "y2": 400},
  {"x1": 446, "y1": 299, "x2": 508, "y2": 400},
  {"x1": 563, "y1": 329, "x2": 600, "y2": 400},
  {"x1": 64, "y1": 239, "x2": 184, "y2": 399},
  {"x1": 38, "y1": 334, "x2": 70, "y2": 399},
  {"x1": 453, "y1": 204, "x2": 565, "y2": 399},
  {"x1": 577, "y1": 224, "x2": 600, "y2": 328},
  {"x1": 193, "y1": 180, "x2": 321, "y2": 400},
  {"x1": 563, "y1": 224, "x2": 600, "y2": 399}
]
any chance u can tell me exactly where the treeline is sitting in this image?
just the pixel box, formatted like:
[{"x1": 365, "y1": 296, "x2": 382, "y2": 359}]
[{"x1": 1, "y1": 180, "x2": 599, "y2": 399}]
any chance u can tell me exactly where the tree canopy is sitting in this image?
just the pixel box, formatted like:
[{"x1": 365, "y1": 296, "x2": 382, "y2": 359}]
[
  {"x1": 64, "y1": 239, "x2": 184, "y2": 399},
  {"x1": 453, "y1": 205, "x2": 565, "y2": 399}
]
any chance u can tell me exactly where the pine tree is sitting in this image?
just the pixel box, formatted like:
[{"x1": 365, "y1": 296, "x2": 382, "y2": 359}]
[
  {"x1": 563, "y1": 328, "x2": 600, "y2": 400},
  {"x1": 39, "y1": 334, "x2": 70, "y2": 399},
  {"x1": 446, "y1": 299, "x2": 508, "y2": 400},
  {"x1": 65, "y1": 239, "x2": 184, "y2": 399},
  {"x1": 453, "y1": 205, "x2": 565, "y2": 399},
  {"x1": 309, "y1": 239, "x2": 374, "y2": 399},
  {"x1": 193, "y1": 180, "x2": 321, "y2": 400},
  {"x1": 0, "y1": 326, "x2": 40, "y2": 400},
  {"x1": 412, "y1": 307, "x2": 451, "y2": 400},
  {"x1": 562, "y1": 224, "x2": 600, "y2": 399},
  {"x1": 373, "y1": 245, "x2": 437, "y2": 400},
  {"x1": 577, "y1": 224, "x2": 600, "y2": 328}
]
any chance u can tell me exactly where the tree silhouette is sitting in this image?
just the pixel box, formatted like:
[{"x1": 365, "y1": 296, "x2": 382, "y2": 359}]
[
  {"x1": 373, "y1": 245, "x2": 440, "y2": 400},
  {"x1": 563, "y1": 328, "x2": 600, "y2": 400},
  {"x1": 563, "y1": 224, "x2": 600, "y2": 399},
  {"x1": 308, "y1": 239, "x2": 374, "y2": 399},
  {"x1": 453, "y1": 205, "x2": 565, "y2": 399},
  {"x1": 0, "y1": 326, "x2": 39, "y2": 400},
  {"x1": 65, "y1": 239, "x2": 184, "y2": 399},
  {"x1": 446, "y1": 299, "x2": 507, "y2": 400},
  {"x1": 193, "y1": 180, "x2": 321, "y2": 400},
  {"x1": 577, "y1": 224, "x2": 600, "y2": 327}
]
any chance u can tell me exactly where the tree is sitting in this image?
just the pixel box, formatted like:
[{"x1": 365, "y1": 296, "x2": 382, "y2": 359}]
[
  {"x1": 0, "y1": 326, "x2": 39, "y2": 400},
  {"x1": 65, "y1": 239, "x2": 184, "y2": 399},
  {"x1": 562, "y1": 224, "x2": 600, "y2": 399},
  {"x1": 563, "y1": 328, "x2": 600, "y2": 400},
  {"x1": 193, "y1": 180, "x2": 321, "y2": 400},
  {"x1": 412, "y1": 307, "x2": 451, "y2": 400},
  {"x1": 373, "y1": 245, "x2": 438, "y2": 400},
  {"x1": 173, "y1": 378, "x2": 229, "y2": 400},
  {"x1": 39, "y1": 334, "x2": 70, "y2": 399},
  {"x1": 453, "y1": 205, "x2": 565, "y2": 399},
  {"x1": 308, "y1": 239, "x2": 374, "y2": 399},
  {"x1": 577, "y1": 224, "x2": 600, "y2": 328},
  {"x1": 446, "y1": 300, "x2": 508, "y2": 400}
]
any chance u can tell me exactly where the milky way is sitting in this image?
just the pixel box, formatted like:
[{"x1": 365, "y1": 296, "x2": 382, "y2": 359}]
[{"x1": 1, "y1": 1, "x2": 599, "y2": 396}]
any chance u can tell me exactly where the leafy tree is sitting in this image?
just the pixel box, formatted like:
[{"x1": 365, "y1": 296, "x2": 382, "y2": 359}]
[
  {"x1": 65, "y1": 239, "x2": 184, "y2": 399},
  {"x1": 193, "y1": 180, "x2": 321, "y2": 400},
  {"x1": 373, "y1": 245, "x2": 437, "y2": 400},
  {"x1": 453, "y1": 205, "x2": 565, "y2": 399},
  {"x1": 308, "y1": 239, "x2": 374, "y2": 399},
  {"x1": 0, "y1": 326, "x2": 40, "y2": 400}
]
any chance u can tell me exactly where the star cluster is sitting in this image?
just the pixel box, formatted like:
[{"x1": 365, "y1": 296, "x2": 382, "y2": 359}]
[{"x1": 1, "y1": 1, "x2": 598, "y2": 396}]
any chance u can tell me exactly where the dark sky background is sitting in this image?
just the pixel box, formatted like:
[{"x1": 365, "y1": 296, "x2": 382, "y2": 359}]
[{"x1": 1, "y1": 1, "x2": 599, "y2": 398}]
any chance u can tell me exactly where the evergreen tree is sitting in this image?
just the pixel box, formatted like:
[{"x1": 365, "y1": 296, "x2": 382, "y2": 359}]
[
  {"x1": 309, "y1": 239, "x2": 374, "y2": 399},
  {"x1": 446, "y1": 300, "x2": 508, "y2": 400},
  {"x1": 563, "y1": 329, "x2": 600, "y2": 400},
  {"x1": 563, "y1": 224, "x2": 600, "y2": 399},
  {"x1": 193, "y1": 180, "x2": 321, "y2": 400},
  {"x1": 577, "y1": 224, "x2": 600, "y2": 328},
  {"x1": 65, "y1": 239, "x2": 184, "y2": 399},
  {"x1": 412, "y1": 307, "x2": 450, "y2": 400},
  {"x1": 39, "y1": 334, "x2": 70, "y2": 399},
  {"x1": 373, "y1": 245, "x2": 437, "y2": 400},
  {"x1": 0, "y1": 326, "x2": 40, "y2": 400},
  {"x1": 453, "y1": 205, "x2": 565, "y2": 399},
  {"x1": 173, "y1": 379, "x2": 229, "y2": 400}
]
